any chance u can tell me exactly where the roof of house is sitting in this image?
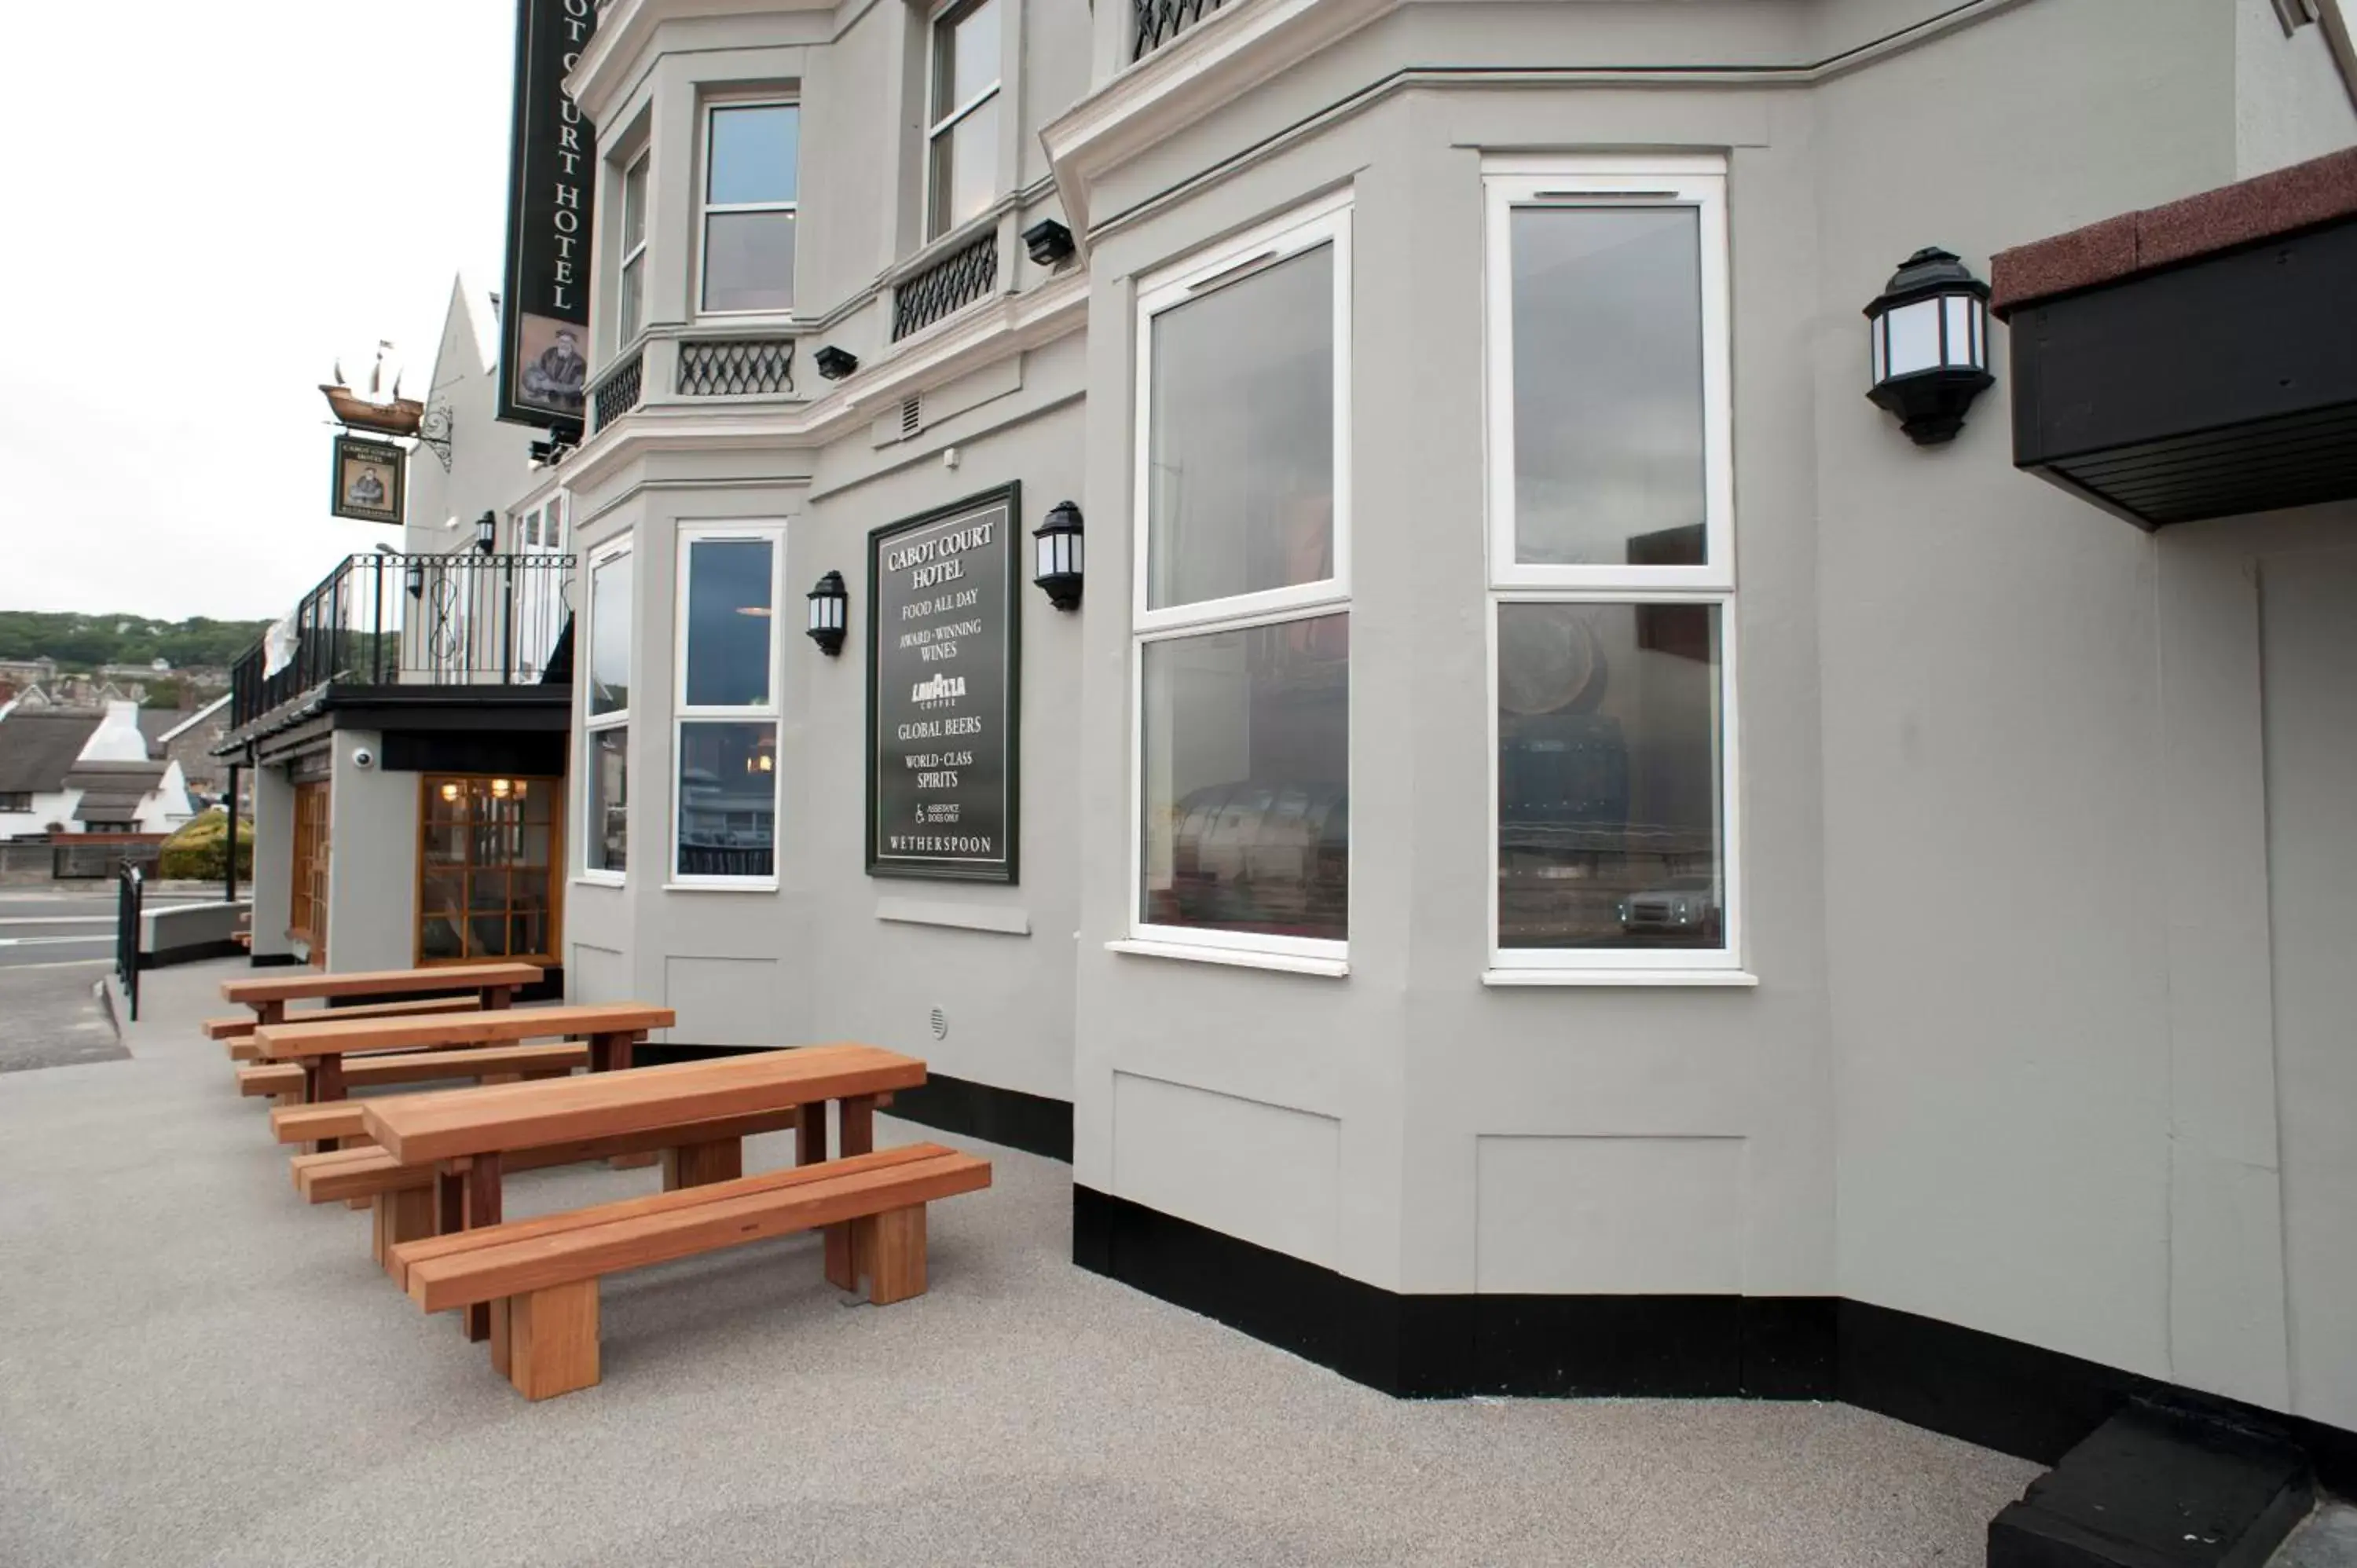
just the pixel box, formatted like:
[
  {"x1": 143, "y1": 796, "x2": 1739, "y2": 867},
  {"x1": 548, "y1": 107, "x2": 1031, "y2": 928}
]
[
  {"x1": 0, "y1": 711, "x2": 104, "y2": 795},
  {"x1": 65, "y1": 760, "x2": 167, "y2": 823},
  {"x1": 156, "y1": 694, "x2": 231, "y2": 745},
  {"x1": 1991, "y1": 147, "x2": 2357, "y2": 318}
]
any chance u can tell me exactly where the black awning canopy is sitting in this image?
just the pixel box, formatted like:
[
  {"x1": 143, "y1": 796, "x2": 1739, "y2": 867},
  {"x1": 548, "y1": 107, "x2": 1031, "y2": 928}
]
[{"x1": 1992, "y1": 150, "x2": 2357, "y2": 530}]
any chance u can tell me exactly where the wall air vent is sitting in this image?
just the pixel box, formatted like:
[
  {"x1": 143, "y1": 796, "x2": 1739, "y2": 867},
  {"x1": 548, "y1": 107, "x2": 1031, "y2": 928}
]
[{"x1": 901, "y1": 395, "x2": 923, "y2": 438}]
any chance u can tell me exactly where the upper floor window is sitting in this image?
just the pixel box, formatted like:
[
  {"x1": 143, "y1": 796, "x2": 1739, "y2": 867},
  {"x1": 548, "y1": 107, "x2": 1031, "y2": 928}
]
[
  {"x1": 701, "y1": 102, "x2": 799, "y2": 314},
  {"x1": 618, "y1": 153, "x2": 649, "y2": 343},
  {"x1": 926, "y1": 0, "x2": 1000, "y2": 240},
  {"x1": 0, "y1": 793, "x2": 32, "y2": 811}
]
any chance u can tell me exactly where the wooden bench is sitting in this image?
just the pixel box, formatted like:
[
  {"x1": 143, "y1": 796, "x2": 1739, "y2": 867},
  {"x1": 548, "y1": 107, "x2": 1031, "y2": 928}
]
[
  {"x1": 269, "y1": 1102, "x2": 375, "y2": 1146},
  {"x1": 289, "y1": 1105, "x2": 819, "y2": 1267},
  {"x1": 389, "y1": 1144, "x2": 992, "y2": 1400},
  {"x1": 206, "y1": 996, "x2": 484, "y2": 1046},
  {"x1": 221, "y1": 962, "x2": 541, "y2": 1027},
  {"x1": 252, "y1": 1002, "x2": 674, "y2": 1104},
  {"x1": 237, "y1": 1042, "x2": 588, "y2": 1101}
]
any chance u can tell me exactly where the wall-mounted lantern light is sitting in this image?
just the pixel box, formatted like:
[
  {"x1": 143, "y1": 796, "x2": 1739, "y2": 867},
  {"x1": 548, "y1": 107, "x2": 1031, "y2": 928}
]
[
  {"x1": 815, "y1": 345, "x2": 860, "y2": 381},
  {"x1": 1865, "y1": 247, "x2": 1995, "y2": 445},
  {"x1": 1032, "y1": 500, "x2": 1084, "y2": 611},
  {"x1": 1022, "y1": 218, "x2": 1076, "y2": 269},
  {"x1": 404, "y1": 559, "x2": 425, "y2": 599},
  {"x1": 806, "y1": 570, "x2": 849, "y2": 656},
  {"x1": 475, "y1": 511, "x2": 499, "y2": 553}
]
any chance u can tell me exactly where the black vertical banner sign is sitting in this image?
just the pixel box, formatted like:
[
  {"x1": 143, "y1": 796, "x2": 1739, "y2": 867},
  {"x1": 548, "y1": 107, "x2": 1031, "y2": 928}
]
[{"x1": 497, "y1": 0, "x2": 597, "y2": 431}]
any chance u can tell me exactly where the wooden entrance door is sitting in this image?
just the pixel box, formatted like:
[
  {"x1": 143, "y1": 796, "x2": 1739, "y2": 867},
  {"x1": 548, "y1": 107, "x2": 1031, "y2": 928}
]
[{"x1": 289, "y1": 780, "x2": 330, "y2": 967}]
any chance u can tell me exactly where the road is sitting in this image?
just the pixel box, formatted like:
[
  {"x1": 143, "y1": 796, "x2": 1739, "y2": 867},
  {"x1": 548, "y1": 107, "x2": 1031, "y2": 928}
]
[{"x1": 0, "y1": 890, "x2": 216, "y2": 971}]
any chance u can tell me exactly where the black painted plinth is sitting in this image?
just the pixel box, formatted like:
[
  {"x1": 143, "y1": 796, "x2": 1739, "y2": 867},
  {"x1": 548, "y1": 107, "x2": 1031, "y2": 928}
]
[{"x1": 1989, "y1": 1403, "x2": 2314, "y2": 1568}]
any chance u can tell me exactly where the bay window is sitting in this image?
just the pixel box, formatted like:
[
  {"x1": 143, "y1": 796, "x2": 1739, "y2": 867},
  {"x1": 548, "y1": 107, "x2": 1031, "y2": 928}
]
[
  {"x1": 618, "y1": 152, "x2": 648, "y2": 343},
  {"x1": 926, "y1": 0, "x2": 1002, "y2": 240},
  {"x1": 1483, "y1": 156, "x2": 1742, "y2": 979},
  {"x1": 1130, "y1": 195, "x2": 1352, "y2": 967},
  {"x1": 583, "y1": 539, "x2": 632, "y2": 880},
  {"x1": 700, "y1": 102, "x2": 799, "y2": 314},
  {"x1": 673, "y1": 525, "x2": 783, "y2": 884}
]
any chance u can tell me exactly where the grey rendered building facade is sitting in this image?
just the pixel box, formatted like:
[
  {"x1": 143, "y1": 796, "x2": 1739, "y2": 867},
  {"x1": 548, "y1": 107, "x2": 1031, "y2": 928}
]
[{"x1": 556, "y1": 0, "x2": 2357, "y2": 1464}]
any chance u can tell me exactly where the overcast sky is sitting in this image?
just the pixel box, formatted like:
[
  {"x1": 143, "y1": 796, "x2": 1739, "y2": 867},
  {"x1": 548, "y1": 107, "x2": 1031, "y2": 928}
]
[{"x1": 0, "y1": 2, "x2": 516, "y2": 621}]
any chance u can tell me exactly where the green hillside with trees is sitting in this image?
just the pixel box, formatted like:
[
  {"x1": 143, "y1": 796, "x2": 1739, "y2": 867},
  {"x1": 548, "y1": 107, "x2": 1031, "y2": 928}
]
[{"x1": 0, "y1": 611, "x2": 270, "y2": 672}]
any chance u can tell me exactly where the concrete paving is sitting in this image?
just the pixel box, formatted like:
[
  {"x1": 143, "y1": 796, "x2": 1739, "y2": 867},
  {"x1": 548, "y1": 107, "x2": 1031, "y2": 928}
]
[
  {"x1": 0, "y1": 958, "x2": 2042, "y2": 1567},
  {"x1": 0, "y1": 963, "x2": 127, "y2": 1072}
]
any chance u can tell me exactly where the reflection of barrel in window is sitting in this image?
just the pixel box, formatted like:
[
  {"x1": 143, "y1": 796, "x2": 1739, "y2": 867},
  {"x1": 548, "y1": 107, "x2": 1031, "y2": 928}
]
[{"x1": 1168, "y1": 779, "x2": 1348, "y2": 940}]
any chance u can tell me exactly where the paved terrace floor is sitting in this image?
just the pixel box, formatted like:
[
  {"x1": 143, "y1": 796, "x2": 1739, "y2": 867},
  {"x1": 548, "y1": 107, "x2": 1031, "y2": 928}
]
[{"x1": 0, "y1": 959, "x2": 2039, "y2": 1567}]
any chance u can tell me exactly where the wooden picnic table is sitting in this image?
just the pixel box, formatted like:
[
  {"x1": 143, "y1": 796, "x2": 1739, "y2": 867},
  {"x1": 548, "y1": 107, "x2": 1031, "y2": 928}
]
[
  {"x1": 362, "y1": 1045, "x2": 928, "y2": 1339},
  {"x1": 221, "y1": 963, "x2": 541, "y2": 1025},
  {"x1": 252, "y1": 1002, "x2": 676, "y2": 1105}
]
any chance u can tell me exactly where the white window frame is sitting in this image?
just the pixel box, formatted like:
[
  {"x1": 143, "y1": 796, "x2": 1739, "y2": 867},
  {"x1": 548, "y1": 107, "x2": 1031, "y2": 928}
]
[
  {"x1": 1124, "y1": 192, "x2": 1354, "y2": 968},
  {"x1": 581, "y1": 536, "x2": 633, "y2": 887},
  {"x1": 696, "y1": 99, "x2": 799, "y2": 319},
  {"x1": 1481, "y1": 156, "x2": 1745, "y2": 982},
  {"x1": 925, "y1": 0, "x2": 1004, "y2": 243},
  {"x1": 669, "y1": 522, "x2": 786, "y2": 890},
  {"x1": 618, "y1": 150, "x2": 650, "y2": 346},
  {"x1": 1483, "y1": 156, "x2": 1734, "y2": 593}
]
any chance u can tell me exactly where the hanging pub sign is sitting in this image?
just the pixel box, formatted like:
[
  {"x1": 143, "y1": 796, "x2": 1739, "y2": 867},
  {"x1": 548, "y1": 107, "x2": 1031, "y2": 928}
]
[
  {"x1": 497, "y1": 0, "x2": 597, "y2": 431},
  {"x1": 329, "y1": 434, "x2": 406, "y2": 526},
  {"x1": 867, "y1": 484, "x2": 1021, "y2": 883}
]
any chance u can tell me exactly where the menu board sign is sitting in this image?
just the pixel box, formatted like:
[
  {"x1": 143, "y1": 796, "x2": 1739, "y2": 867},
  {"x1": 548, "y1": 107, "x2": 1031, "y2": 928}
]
[{"x1": 866, "y1": 485, "x2": 1021, "y2": 883}]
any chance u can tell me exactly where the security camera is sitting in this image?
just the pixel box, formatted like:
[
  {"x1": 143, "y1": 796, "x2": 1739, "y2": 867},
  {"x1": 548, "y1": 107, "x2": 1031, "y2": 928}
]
[{"x1": 350, "y1": 746, "x2": 376, "y2": 771}]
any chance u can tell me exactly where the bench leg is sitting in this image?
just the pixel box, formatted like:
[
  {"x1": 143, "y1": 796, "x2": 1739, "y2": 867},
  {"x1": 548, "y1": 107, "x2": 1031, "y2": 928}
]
[
  {"x1": 375, "y1": 1185, "x2": 435, "y2": 1277},
  {"x1": 860, "y1": 1205, "x2": 928, "y2": 1306},
  {"x1": 503, "y1": 1280, "x2": 599, "y2": 1401},
  {"x1": 662, "y1": 1138, "x2": 742, "y2": 1192}
]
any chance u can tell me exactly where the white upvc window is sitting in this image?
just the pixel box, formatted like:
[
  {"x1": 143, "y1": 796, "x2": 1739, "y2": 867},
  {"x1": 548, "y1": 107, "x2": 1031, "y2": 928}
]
[
  {"x1": 1125, "y1": 193, "x2": 1353, "y2": 971},
  {"x1": 926, "y1": 0, "x2": 1002, "y2": 240},
  {"x1": 1482, "y1": 156, "x2": 1745, "y2": 981},
  {"x1": 583, "y1": 537, "x2": 634, "y2": 884},
  {"x1": 698, "y1": 101, "x2": 799, "y2": 315},
  {"x1": 671, "y1": 523, "x2": 784, "y2": 888},
  {"x1": 618, "y1": 152, "x2": 649, "y2": 343}
]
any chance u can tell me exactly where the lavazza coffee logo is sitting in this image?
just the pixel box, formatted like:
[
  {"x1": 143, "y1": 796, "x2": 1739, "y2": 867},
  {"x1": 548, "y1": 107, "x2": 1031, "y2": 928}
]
[{"x1": 911, "y1": 674, "x2": 967, "y2": 706}]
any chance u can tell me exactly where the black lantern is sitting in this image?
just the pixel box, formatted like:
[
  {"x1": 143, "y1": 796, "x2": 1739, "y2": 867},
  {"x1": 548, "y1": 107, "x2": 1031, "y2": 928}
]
[
  {"x1": 475, "y1": 510, "x2": 499, "y2": 553},
  {"x1": 1022, "y1": 218, "x2": 1076, "y2": 268},
  {"x1": 1032, "y1": 500, "x2": 1084, "y2": 611},
  {"x1": 404, "y1": 559, "x2": 424, "y2": 599},
  {"x1": 806, "y1": 570, "x2": 849, "y2": 656},
  {"x1": 1864, "y1": 247, "x2": 1994, "y2": 445},
  {"x1": 814, "y1": 345, "x2": 860, "y2": 381}
]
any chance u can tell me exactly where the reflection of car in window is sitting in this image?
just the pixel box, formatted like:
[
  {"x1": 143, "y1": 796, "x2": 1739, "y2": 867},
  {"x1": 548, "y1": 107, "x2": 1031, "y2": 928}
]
[{"x1": 1616, "y1": 874, "x2": 1722, "y2": 938}]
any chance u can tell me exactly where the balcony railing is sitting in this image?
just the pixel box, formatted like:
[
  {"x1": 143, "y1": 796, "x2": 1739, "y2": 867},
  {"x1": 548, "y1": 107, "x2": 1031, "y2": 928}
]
[
  {"x1": 892, "y1": 231, "x2": 1001, "y2": 341},
  {"x1": 678, "y1": 336, "x2": 797, "y2": 396},
  {"x1": 590, "y1": 348, "x2": 645, "y2": 432},
  {"x1": 228, "y1": 551, "x2": 576, "y2": 733},
  {"x1": 1133, "y1": 0, "x2": 1230, "y2": 58}
]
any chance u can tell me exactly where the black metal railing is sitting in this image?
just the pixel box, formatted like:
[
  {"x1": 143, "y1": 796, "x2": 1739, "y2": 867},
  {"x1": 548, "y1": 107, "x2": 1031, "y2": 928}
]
[
  {"x1": 1134, "y1": 0, "x2": 1230, "y2": 58},
  {"x1": 115, "y1": 863, "x2": 142, "y2": 1021},
  {"x1": 892, "y1": 232, "x2": 1000, "y2": 341},
  {"x1": 591, "y1": 349, "x2": 645, "y2": 431},
  {"x1": 678, "y1": 336, "x2": 797, "y2": 396},
  {"x1": 228, "y1": 552, "x2": 577, "y2": 732}
]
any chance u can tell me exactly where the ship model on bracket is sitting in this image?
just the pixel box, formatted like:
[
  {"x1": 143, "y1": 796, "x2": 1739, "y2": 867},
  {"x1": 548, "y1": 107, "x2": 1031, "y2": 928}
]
[{"x1": 320, "y1": 340, "x2": 425, "y2": 437}]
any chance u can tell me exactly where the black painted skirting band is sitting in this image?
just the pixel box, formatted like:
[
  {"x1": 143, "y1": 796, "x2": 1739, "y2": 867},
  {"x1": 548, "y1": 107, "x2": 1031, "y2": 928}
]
[
  {"x1": 881, "y1": 1071, "x2": 1074, "y2": 1163},
  {"x1": 1073, "y1": 1185, "x2": 2357, "y2": 1492},
  {"x1": 622, "y1": 1053, "x2": 1077, "y2": 1166}
]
